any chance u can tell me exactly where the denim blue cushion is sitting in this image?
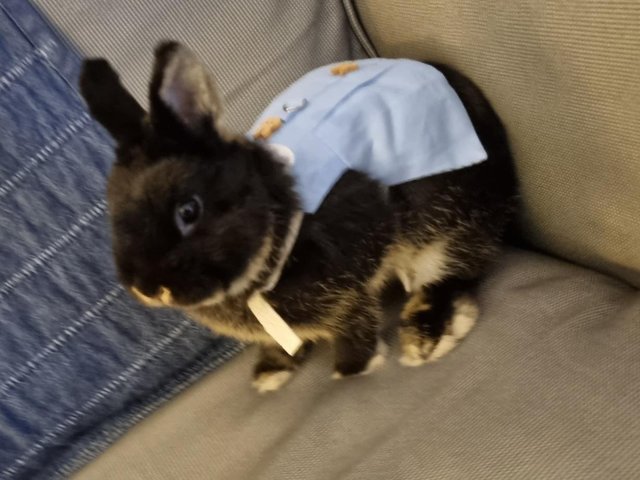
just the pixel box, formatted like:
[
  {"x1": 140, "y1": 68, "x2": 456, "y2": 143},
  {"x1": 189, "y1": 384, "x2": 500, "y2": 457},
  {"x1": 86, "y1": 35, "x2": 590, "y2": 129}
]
[{"x1": 0, "y1": 1, "x2": 241, "y2": 478}]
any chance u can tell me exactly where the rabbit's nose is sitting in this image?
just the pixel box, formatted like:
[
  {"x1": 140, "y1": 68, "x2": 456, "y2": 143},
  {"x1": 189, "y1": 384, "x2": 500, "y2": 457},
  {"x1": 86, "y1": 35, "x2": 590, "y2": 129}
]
[{"x1": 131, "y1": 285, "x2": 173, "y2": 306}]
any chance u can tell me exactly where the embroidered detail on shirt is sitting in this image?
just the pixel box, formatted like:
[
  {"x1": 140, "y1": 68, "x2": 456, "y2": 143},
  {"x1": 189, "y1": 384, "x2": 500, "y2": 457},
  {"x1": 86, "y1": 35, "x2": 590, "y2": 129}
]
[
  {"x1": 330, "y1": 61, "x2": 359, "y2": 76},
  {"x1": 249, "y1": 59, "x2": 488, "y2": 214},
  {"x1": 254, "y1": 116, "x2": 283, "y2": 140}
]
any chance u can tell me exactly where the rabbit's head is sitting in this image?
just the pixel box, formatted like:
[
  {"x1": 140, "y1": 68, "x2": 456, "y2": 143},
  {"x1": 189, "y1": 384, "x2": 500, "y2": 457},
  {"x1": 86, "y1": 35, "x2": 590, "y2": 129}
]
[{"x1": 80, "y1": 42, "x2": 298, "y2": 308}]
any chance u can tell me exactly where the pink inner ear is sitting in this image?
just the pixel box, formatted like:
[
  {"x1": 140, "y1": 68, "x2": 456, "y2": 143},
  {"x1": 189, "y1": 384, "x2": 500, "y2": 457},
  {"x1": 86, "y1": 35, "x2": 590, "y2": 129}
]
[{"x1": 158, "y1": 46, "x2": 221, "y2": 130}]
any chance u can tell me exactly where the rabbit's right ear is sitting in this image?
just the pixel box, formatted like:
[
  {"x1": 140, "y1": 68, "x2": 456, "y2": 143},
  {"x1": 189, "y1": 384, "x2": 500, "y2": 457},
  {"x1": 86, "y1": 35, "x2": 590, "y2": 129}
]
[
  {"x1": 79, "y1": 59, "x2": 145, "y2": 146},
  {"x1": 148, "y1": 41, "x2": 223, "y2": 143}
]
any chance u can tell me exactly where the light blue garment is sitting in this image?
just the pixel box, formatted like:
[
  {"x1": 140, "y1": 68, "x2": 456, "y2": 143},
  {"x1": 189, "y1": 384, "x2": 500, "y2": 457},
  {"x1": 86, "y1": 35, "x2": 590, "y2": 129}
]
[{"x1": 251, "y1": 58, "x2": 487, "y2": 213}]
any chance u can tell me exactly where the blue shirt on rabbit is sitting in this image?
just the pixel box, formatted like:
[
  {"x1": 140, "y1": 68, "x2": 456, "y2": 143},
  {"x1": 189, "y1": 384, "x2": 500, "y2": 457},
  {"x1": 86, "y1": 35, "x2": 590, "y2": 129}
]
[{"x1": 250, "y1": 58, "x2": 488, "y2": 213}]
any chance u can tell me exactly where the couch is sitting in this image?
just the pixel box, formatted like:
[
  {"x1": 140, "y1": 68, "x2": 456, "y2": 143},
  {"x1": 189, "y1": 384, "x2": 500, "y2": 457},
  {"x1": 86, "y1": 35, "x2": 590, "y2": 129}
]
[{"x1": 31, "y1": 0, "x2": 640, "y2": 478}]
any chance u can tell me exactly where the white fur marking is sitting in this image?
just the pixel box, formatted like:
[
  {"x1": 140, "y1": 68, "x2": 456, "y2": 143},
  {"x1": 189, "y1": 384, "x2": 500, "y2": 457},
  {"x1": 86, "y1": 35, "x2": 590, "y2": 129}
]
[
  {"x1": 197, "y1": 231, "x2": 274, "y2": 307},
  {"x1": 362, "y1": 354, "x2": 386, "y2": 374},
  {"x1": 400, "y1": 296, "x2": 477, "y2": 366},
  {"x1": 196, "y1": 210, "x2": 302, "y2": 309},
  {"x1": 333, "y1": 342, "x2": 388, "y2": 378},
  {"x1": 408, "y1": 240, "x2": 450, "y2": 292},
  {"x1": 252, "y1": 370, "x2": 292, "y2": 393},
  {"x1": 376, "y1": 340, "x2": 389, "y2": 358},
  {"x1": 399, "y1": 340, "x2": 434, "y2": 367},
  {"x1": 228, "y1": 233, "x2": 273, "y2": 297},
  {"x1": 427, "y1": 335, "x2": 457, "y2": 362},
  {"x1": 451, "y1": 295, "x2": 479, "y2": 339},
  {"x1": 376, "y1": 240, "x2": 450, "y2": 295},
  {"x1": 399, "y1": 355, "x2": 426, "y2": 367},
  {"x1": 262, "y1": 211, "x2": 304, "y2": 292},
  {"x1": 396, "y1": 268, "x2": 412, "y2": 293}
]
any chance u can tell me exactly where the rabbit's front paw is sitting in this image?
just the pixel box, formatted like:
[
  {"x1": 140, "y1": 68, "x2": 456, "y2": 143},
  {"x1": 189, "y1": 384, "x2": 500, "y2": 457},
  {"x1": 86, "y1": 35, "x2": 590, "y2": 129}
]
[
  {"x1": 252, "y1": 343, "x2": 312, "y2": 393},
  {"x1": 398, "y1": 326, "x2": 436, "y2": 367},
  {"x1": 399, "y1": 293, "x2": 479, "y2": 366},
  {"x1": 252, "y1": 370, "x2": 293, "y2": 393}
]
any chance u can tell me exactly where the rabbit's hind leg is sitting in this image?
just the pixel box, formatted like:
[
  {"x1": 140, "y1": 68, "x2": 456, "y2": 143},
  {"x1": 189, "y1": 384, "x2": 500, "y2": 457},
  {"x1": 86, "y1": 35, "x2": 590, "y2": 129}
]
[{"x1": 398, "y1": 277, "x2": 479, "y2": 367}]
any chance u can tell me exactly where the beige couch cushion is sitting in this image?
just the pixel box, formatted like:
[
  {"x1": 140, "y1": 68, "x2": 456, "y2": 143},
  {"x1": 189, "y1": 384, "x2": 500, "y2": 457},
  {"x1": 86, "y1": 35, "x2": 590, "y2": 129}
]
[
  {"x1": 74, "y1": 250, "x2": 640, "y2": 479},
  {"x1": 353, "y1": 0, "x2": 640, "y2": 287},
  {"x1": 36, "y1": 0, "x2": 364, "y2": 134}
]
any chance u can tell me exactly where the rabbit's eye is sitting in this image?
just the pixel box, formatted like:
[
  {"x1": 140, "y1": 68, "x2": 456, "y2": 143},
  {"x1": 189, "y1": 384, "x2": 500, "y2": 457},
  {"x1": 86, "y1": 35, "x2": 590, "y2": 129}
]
[{"x1": 175, "y1": 195, "x2": 202, "y2": 236}]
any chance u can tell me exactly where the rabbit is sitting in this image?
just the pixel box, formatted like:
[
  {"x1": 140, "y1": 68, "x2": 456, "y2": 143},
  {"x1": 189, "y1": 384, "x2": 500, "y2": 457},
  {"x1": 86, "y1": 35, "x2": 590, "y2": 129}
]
[{"x1": 79, "y1": 41, "x2": 518, "y2": 393}]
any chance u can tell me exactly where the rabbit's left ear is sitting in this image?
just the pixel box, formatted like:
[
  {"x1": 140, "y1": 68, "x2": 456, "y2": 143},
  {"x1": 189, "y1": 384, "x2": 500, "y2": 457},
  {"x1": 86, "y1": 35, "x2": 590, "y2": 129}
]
[{"x1": 149, "y1": 41, "x2": 223, "y2": 141}]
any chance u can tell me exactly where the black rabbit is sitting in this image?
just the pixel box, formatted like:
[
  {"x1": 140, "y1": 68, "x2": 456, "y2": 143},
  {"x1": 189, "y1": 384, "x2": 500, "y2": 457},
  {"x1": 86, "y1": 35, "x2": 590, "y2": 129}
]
[{"x1": 80, "y1": 42, "x2": 518, "y2": 392}]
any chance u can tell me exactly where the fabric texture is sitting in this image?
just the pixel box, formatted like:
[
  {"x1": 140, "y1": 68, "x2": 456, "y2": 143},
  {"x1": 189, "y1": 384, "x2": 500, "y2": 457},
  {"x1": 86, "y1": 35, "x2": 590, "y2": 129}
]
[
  {"x1": 34, "y1": 0, "x2": 365, "y2": 134},
  {"x1": 352, "y1": 0, "x2": 640, "y2": 287},
  {"x1": 341, "y1": 0, "x2": 378, "y2": 58},
  {"x1": 251, "y1": 58, "x2": 487, "y2": 213},
  {"x1": 31, "y1": 2, "x2": 640, "y2": 479},
  {"x1": 74, "y1": 249, "x2": 640, "y2": 480},
  {"x1": 2, "y1": 0, "x2": 362, "y2": 478},
  {"x1": 0, "y1": 2, "x2": 242, "y2": 479}
]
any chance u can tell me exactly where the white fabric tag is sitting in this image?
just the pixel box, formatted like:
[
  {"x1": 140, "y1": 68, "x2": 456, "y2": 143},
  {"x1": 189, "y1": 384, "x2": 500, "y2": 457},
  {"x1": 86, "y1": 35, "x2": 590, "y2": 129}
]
[{"x1": 247, "y1": 293, "x2": 303, "y2": 356}]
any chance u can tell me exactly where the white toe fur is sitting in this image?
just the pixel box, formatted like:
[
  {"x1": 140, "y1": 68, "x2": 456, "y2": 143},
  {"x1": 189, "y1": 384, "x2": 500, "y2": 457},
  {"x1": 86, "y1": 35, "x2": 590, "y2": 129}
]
[
  {"x1": 376, "y1": 340, "x2": 389, "y2": 357},
  {"x1": 399, "y1": 353, "x2": 426, "y2": 367},
  {"x1": 363, "y1": 340, "x2": 388, "y2": 374},
  {"x1": 362, "y1": 353, "x2": 386, "y2": 374},
  {"x1": 425, "y1": 296, "x2": 479, "y2": 362},
  {"x1": 451, "y1": 295, "x2": 479, "y2": 339},
  {"x1": 426, "y1": 335, "x2": 457, "y2": 362},
  {"x1": 252, "y1": 370, "x2": 292, "y2": 393},
  {"x1": 334, "y1": 341, "x2": 388, "y2": 377},
  {"x1": 401, "y1": 296, "x2": 478, "y2": 366},
  {"x1": 399, "y1": 340, "x2": 434, "y2": 367}
]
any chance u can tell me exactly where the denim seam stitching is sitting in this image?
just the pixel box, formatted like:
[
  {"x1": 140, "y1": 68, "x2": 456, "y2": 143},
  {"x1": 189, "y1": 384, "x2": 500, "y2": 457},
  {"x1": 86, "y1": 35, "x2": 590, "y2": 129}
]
[
  {"x1": 0, "y1": 285, "x2": 124, "y2": 398},
  {"x1": 0, "y1": 318, "x2": 193, "y2": 479},
  {"x1": 0, "y1": 200, "x2": 107, "y2": 299},
  {"x1": 0, "y1": 113, "x2": 91, "y2": 199},
  {"x1": 0, "y1": 40, "x2": 54, "y2": 93}
]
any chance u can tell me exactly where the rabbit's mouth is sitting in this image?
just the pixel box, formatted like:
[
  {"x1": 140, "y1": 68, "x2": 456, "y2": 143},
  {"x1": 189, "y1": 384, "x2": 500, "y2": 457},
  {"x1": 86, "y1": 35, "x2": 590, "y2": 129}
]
[
  {"x1": 130, "y1": 285, "x2": 175, "y2": 307},
  {"x1": 126, "y1": 209, "x2": 303, "y2": 310},
  {"x1": 125, "y1": 237, "x2": 271, "y2": 309}
]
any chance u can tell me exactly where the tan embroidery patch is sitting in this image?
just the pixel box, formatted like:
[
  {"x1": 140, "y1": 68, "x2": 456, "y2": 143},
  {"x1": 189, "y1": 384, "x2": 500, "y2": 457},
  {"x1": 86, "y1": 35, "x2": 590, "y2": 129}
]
[
  {"x1": 254, "y1": 116, "x2": 283, "y2": 140},
  {"x1": 330, "y1": 61, "x2": 359, "y2": 76}
]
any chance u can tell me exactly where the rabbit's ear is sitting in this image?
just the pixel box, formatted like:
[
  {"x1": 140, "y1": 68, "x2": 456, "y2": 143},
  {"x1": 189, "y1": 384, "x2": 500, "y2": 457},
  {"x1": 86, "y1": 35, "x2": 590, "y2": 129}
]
[
  {"x1": 80, "y1": 59, "x2": 145, "y2": 146},
  {"x1": 149, "y1": 41, "x2": 223, "y2": 141}
]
